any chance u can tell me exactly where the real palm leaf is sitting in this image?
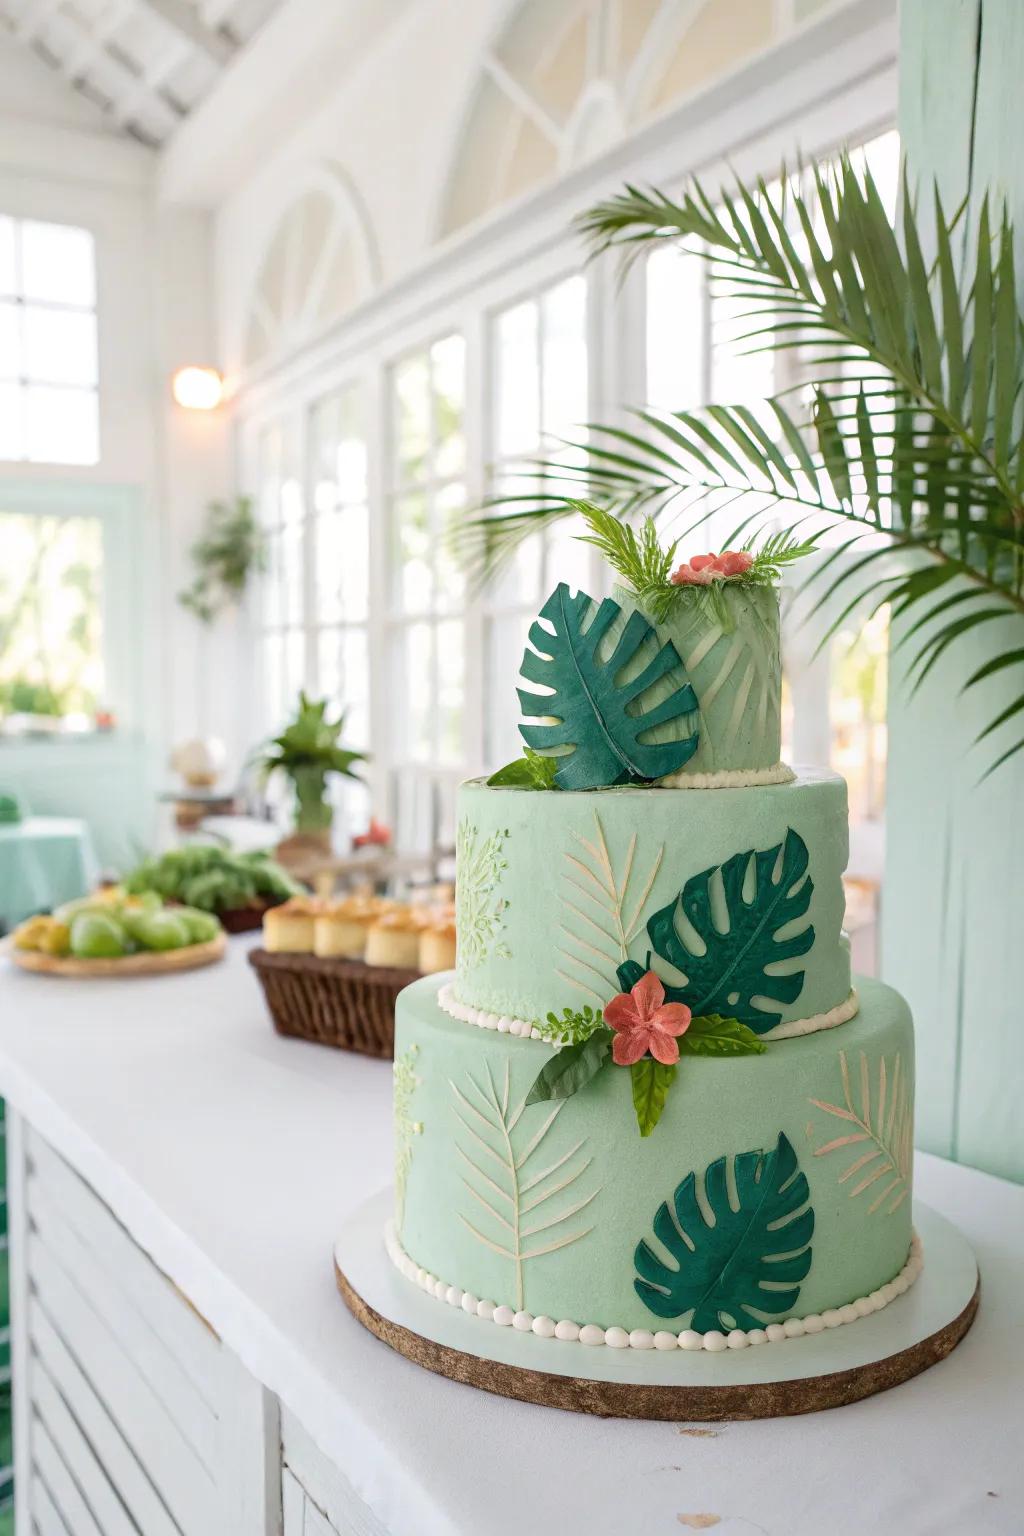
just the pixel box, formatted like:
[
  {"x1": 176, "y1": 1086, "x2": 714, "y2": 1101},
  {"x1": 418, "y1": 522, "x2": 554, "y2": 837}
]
[{"x1": 469, "y1": 155, "x2": 1024, "y2": 773}]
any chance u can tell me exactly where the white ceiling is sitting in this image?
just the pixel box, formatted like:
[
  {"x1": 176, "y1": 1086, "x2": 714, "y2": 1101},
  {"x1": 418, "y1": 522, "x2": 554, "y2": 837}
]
[{"x1": 0, "y1": 0, "x2": 285, "y2": 147}]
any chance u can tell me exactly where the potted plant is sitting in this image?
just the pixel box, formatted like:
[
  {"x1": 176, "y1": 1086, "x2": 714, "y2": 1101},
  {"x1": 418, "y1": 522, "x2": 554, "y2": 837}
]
[{"x1": 255, "y1": 693, "x2": 368, "y2": 859}]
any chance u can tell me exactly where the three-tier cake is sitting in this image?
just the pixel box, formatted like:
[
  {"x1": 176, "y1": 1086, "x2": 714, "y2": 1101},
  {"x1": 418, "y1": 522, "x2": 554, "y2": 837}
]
[{"x1": 387, "y1": 529, "x2": 919, "y2": 1354}]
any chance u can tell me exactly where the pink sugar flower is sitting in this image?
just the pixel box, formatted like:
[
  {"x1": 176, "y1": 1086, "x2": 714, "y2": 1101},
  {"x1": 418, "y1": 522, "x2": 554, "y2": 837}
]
[
  {"x1": 669, "y1": 548, "x2": 754, "y2": 586},
  {"x1": 603, "y1": 971, "x2": 692, "y2": 1066}
]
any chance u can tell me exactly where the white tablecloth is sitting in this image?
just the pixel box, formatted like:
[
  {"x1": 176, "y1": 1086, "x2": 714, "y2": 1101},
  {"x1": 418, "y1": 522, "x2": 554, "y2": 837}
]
[{"x1": 0, "y1": 940, "x2": 1020, "y2": 1536}]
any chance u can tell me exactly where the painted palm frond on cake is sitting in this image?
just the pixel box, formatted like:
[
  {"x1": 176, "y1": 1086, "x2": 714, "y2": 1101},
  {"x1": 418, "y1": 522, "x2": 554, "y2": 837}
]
[
  {"x1": 455, "y1": 819, "x2": 510, "y2": 968},
  {"x1": 618, "y1": 828, "x2": 814, "y2": 1033},
  {"x1": 634, "y1": 1132, "x2": 814, "y2": 1331},
  {"x1": 661, "y1": 601, "x2": 782, "y2": 776},
  {"x1": 450, "y1": 1061, "x2": 599, "y2": 1311},
  {"x1": 558, "y1": 810, "x2": 664, "y2": 1004},
  {"x1": 466, "y1": 154, "x2": 1024, "y2": 775},
  {"x1": 810, "y1": 1050, "x2": 913, "y2": 1217},
  {"x1": 517, "y1": 583, "x2": 699, "y2": 790}
]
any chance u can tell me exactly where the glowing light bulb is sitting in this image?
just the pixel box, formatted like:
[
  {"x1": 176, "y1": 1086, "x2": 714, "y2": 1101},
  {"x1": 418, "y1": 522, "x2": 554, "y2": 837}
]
[{"x1": 172, "y1": 366, "x2": 223, "y2": 410}]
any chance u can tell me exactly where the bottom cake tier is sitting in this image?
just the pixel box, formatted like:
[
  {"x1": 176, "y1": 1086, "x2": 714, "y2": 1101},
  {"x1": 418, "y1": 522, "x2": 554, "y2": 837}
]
[{"x1": 392, "y1": 974, "x2": 916, "y2": 1345}]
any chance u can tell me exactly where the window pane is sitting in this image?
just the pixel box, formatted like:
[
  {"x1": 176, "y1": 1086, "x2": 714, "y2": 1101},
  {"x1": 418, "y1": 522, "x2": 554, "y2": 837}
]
[
  {"x1": 24, "y1": 385, "x2": 99, "y2": 465},
  {"x1": 495, "y1": 299, "x2": 539, "y2": 457},
  {"x1": 395, "y1": 353, "x2": 430, "y2": 483},
  {"x1": 647, "y1": 239, "x2": 705, "y2": 411},
  {"x1": 0, "y1": 511, "x2": 103, "y2": 716},
  {"x1": 436, "y1": 619, "x2": 464, "y2": 765},
  {"x1": 23, "y1": 306, "x2": 98, "y2": 386},
  {"x1": 432, "y1": 333, "x2": 466, "y2": 479},
  {"x1": 541, "y1": 274, "x2": 586, "y2": 436},
  {"x1": 21, "y1": 220, "x2": 95, "y2": 306},
  {"x1": 0, "y1": 382, "x2": 21, "y2": 458},
  {"x1": 396, "y1": 491, "x2": 432, "y2": 612},
  {"x1": 0, "y1": 302, "x2": 19, "y2": 378},
  {"x1": 0, "y1": 217, "x2": 15, "y2": 296},
  {"x1": 434, "y1": 481, "x2": 466, "y2": 612},
  {"x1": 486, "y1": 613, "x2": 532, "y2": 765},
  {"x1": 318, "y1": 627, "x2": 341, "y2": 702},
  {"x1": 401, "y1": 622, "x2": 434, "y2": 762},
  {"x1": 341, "y1": 628, "x2": 370, "y2": 748}
]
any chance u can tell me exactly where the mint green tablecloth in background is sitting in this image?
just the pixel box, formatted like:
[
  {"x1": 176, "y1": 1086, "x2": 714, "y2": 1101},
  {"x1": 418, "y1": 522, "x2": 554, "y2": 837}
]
[{"x1": 0, "y1": 817, "x2": 99, "y2": 929}]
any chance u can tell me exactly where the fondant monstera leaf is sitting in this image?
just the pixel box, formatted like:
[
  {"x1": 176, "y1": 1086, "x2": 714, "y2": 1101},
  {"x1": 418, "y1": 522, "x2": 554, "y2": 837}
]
[
  {"x1": 619, "y1": 828, "x2": 814, "y2": 1034},
  {"x1": 634, "y1": 1132, "x2": 814, "y2": 1330},
  {"x1": 517, "y1": 583, "x2": 699, "y2": 790}
]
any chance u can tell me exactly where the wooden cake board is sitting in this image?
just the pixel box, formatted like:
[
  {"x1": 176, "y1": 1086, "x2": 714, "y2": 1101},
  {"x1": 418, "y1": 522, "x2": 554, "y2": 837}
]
[{"x1": 334, "y1": 1192, "x2": 978, "y2": 1421}]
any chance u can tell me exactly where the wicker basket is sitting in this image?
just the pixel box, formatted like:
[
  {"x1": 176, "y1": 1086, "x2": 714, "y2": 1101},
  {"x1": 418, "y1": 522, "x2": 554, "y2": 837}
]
[{"x1": 248, "y1": 947, "x2": 419, "y2": 1058}]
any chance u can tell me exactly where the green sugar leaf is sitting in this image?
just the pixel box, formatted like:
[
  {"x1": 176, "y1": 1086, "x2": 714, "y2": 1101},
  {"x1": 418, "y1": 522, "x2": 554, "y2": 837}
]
[
  {"x1": 525, "y1": 1028, "x2": 614, "y2": 1105},
  {"x1": 487, "y1": 748, "x2": 559, "y2": 790},
  {"x1": 630, "y1": 1058, "x2": 678, "y2": 1137},
  {"x1": 636, "y1": 827, "x2": 815, "y2": 1034},
  {"x1": 680, "y1": 1015, "x2": 768, "y2": 1056},
  {"x1": 634, "y1": 1132, "x2": 814, "y2": 1329},
  {"x1": 517, "y1": 582, "x2": 699, "y2": 790}
]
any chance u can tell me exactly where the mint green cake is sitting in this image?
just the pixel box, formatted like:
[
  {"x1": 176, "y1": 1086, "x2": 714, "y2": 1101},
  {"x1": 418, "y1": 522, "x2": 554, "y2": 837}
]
[{"x1": 389, "y1": 526, "x2": 919, "y2": 1353}]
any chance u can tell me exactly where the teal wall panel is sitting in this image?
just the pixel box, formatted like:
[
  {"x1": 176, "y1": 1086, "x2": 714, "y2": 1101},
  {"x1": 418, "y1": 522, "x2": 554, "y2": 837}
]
[{"x1": 888, "y1": 0, "x2": 1024, "y2": 1183}]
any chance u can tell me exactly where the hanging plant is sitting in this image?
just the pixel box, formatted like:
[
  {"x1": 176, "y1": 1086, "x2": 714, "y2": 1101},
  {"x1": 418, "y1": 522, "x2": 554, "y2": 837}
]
[
  {"x1": 179, "y1": 496, "x2": 267, "y2": 624},
  {"x1": 469, "y1": 155, "x2": 1024, "y2": 776}
]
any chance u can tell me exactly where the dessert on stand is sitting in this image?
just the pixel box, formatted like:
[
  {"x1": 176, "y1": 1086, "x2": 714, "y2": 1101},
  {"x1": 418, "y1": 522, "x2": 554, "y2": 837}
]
[{"x1": 334, "y1": 514, "x2": 979, "y2": 1418}]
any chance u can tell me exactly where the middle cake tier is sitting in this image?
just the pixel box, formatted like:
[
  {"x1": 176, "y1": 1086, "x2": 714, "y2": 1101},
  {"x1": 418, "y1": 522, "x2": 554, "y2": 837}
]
[{"x1": 453, "y1": 769, "x2": 853, "y2": 1038}]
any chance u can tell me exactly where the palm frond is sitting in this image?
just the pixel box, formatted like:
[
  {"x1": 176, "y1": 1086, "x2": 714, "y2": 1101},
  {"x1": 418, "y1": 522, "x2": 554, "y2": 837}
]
[{"x1": 467, "y1": 151, "x2": 1024, "y2": 771}]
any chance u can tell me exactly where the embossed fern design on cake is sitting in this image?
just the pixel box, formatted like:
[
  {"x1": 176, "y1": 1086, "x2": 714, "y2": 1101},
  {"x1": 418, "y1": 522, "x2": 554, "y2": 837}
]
[
  {"x1": 456, "y1": 818, "x2": 511, "y2": 968},
  {"x1": 810, "y1": 1050, "x2": 913, "y2": 1217},
  {"x1": 675, "y1": 602, "x2": 781, "y2": 775},
  {"x1": 450, "y1": 1062, "x2": 599, "y2": 1311},
  {"x1": 393, "y1": 1044, "x2": 423, "y2": 1234},
  {"x1": 558, "y1": 809, "x2": 664, "y2": 1003}
]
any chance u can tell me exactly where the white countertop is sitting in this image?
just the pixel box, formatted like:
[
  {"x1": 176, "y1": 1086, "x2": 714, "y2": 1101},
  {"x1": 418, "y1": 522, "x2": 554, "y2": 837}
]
[{"x1": 0, "y1": 940, "x2": 1021, "y2": 1536}]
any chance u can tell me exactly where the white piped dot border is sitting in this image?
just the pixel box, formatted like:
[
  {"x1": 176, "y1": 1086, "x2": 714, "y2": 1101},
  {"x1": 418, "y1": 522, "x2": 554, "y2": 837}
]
[
  {"x1": 656, "y1": 761, "x2": 797, "y2": 789},
  {"x1": 385, "y1": 1224, "x2": 922, "y2": 1353},
  {"x1": 437, "y1": 982, "x2": 860, "y2": 1045}
]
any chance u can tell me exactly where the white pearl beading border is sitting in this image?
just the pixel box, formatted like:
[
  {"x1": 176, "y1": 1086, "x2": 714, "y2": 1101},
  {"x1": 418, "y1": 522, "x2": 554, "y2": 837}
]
[
  {"x1": 437, "y1": 982, "x2": 860, "y2": 1045},
  {"x1": 656, "y1": 761, "x2": 796, "y2": 789},
  {"x1": 385, "y1": 1224, "x2": 922, "y2": 1353}
]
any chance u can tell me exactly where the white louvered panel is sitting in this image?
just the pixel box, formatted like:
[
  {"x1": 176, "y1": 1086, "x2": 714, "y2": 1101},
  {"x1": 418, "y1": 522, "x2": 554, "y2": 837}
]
[
  {"x1": 29, "y1": 1306, "x2": 181, "y2": 1536},
  {"x1": 28, "y1": 1132, "x2": 220, "y2": 1410},
  {"x1": 30, "y1": 1415, "x2": 106, "y2": 1536},
  {"x1": 282, "y1": 1409, "x2": 389, "y2": 1536},
  {"x1": 30, "y1": 1471, "x2": 70, "y2": 1536}
]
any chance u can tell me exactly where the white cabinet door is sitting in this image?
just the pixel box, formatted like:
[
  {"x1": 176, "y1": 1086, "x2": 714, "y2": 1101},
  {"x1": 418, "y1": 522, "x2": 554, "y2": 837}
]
[
  {"x1": 8, "y1": 1114, "x2": 280, "y2": 1536},
  {"x1": 281, "y1": 1410, "x2": 389, "y2": 1536}
]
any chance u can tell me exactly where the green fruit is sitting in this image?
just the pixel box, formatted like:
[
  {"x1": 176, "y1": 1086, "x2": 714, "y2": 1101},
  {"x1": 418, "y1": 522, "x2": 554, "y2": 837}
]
[
  {"x1": 124, "y1": 910, "x2": 192, "y2": 952},
  {"x1": 70, "y1": 912, "x2": 127, "y2": 959},
  {"x1": 173, "y1": 907, "x2": 222, "y2": 944}
]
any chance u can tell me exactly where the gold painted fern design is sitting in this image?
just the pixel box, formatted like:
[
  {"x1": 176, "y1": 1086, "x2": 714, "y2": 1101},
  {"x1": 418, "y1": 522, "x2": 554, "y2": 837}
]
[
  {"x1": 558, "y1": 810, "x2": 664, "y2": 1004},
  {"x1": 810, "y1": 1050, "x2": 913, "y2": 1217},
  {"x1": 450, "y1": 1061, "x2": 600, "y2": 1311}
]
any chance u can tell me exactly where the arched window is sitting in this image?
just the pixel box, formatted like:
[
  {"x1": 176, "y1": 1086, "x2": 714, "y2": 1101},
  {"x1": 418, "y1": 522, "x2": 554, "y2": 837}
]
[
  {"x1": 438, "y1": 0, "x2": 834, "y2": 236},
  {"x1": 242, "y1": 167, "x2": 379, "y2": 371}
]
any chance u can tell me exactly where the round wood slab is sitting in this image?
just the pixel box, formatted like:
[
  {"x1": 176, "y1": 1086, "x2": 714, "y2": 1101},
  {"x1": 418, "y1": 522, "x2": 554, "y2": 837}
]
[
  {"x1": 7, "y1": 930, "x2": 227, "y2": 978},
  {"x1": 334, "y1": 1193, "x2": 978, "y2": 1420}
]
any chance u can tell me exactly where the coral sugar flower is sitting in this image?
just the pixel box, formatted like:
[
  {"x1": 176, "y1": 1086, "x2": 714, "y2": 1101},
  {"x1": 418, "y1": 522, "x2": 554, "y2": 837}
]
[
  {"x1": 670, "y1": 548, "x2": 754, "y2": 586},
  {"x1": 603, "y1": 971, "x2": 692, "y2": 1066}
]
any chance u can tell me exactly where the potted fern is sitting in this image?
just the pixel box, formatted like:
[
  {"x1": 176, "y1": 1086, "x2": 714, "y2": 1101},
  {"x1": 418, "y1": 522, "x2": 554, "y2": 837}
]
[
  {"x1": 255, "y1": 693, "x2": 367, "y2": 857},
  {"x1": 471, "y1": 155, "x2": 1024, "y2": 777}
]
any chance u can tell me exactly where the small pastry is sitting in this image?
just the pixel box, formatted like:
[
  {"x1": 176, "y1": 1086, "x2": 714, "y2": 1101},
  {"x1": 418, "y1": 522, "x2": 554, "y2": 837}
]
[
  {"x1": 262, "y1": 897, "x2": 321, "y2": 953},
  {"x1": 419, "y1": 919, "x2": 457, "y2": 975},
  {"x1": 313, "y1": 896, "x2": 397, "y2": 959},
  {"x1": 364, "y1": 907, "x2": 426, "y2": 970}
]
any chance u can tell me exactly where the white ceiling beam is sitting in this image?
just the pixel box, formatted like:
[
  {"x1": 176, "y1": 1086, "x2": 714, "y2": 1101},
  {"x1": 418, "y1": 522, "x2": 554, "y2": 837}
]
[
  {"x1": 110, "y1": 36, "x2": 191, "y2": 126},
  {"x1": 134, "y1": 0, "x2": 236, "y2": 66},
  {"x1": 16, "y1": 0, "x2": 64, "y2": 44},
  {"x1": 481, "y1": 51, "x2": 563, "y2": 148}
]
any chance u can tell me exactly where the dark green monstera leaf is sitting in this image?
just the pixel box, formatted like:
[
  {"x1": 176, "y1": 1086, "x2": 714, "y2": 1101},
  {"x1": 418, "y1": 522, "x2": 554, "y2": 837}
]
[
  {"x1": 517, "y1": 583, "x2": 699, "y2": 790},
  {"x1": 634, "y1": 1132, "x2": 814, "y2": 1330},
  {"x1": 618, "y1": 828, "x2": 814, "y2": 1034}
]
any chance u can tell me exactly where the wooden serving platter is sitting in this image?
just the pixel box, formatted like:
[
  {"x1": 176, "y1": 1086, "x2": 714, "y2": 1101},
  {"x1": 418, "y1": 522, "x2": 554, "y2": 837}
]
[{"x1": 6, "y1": 931, "x2": 227, "y2": 978}]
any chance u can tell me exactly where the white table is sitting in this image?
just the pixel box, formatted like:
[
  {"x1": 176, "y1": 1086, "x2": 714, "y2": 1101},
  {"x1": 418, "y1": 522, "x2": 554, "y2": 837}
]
[{"x1": 0, "y1": 939, "x2": 1020, "y2": 1536}]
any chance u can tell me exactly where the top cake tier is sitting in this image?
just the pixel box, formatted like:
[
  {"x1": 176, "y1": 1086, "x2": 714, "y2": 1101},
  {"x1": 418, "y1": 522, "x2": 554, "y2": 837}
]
[
  {"x1": 610, "y1": 582, "x2": 782, "y2": 782},
  {"x1": 452, "y1": 770, "x2": 853, "y2": 1038}
]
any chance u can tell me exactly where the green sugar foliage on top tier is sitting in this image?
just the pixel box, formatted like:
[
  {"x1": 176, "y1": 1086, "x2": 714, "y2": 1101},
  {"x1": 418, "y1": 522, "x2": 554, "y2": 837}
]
[
  {"x1": 617, "y1": 828, "x2": 815, "y2": 1034},
  {"x1": 517, "y1": 582, "x2": 700, "y2": 790}
]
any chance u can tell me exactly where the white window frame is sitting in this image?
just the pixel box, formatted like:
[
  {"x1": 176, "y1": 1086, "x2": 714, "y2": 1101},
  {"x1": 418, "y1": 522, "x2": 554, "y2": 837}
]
[{"x1": 232, "y1": 0, "x2": 898, "y2": 825}]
